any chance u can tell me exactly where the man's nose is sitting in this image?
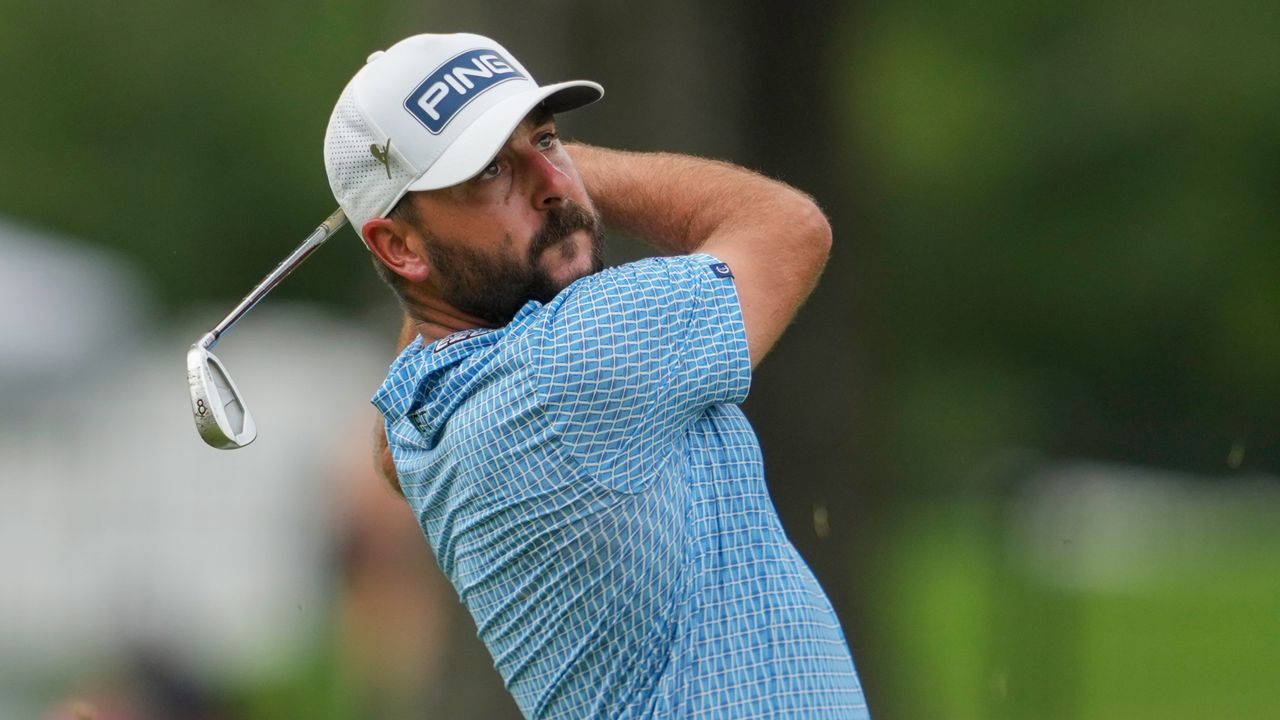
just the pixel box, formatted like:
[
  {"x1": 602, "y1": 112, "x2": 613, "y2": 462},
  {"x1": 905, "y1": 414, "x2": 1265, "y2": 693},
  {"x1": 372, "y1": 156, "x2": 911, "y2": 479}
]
[{"x1": 526, "y1": 151, "x2": 572, "y2": 210}]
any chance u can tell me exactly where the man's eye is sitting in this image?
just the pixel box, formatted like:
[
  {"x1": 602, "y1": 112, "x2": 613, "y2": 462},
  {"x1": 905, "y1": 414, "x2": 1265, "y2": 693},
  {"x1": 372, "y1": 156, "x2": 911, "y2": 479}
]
[
  {"x1": 479, "y1": 160, "x2": 502, "y2": 180},
  {"x1": 536, "y1": 132, "x2": 558, "y2": 150}
]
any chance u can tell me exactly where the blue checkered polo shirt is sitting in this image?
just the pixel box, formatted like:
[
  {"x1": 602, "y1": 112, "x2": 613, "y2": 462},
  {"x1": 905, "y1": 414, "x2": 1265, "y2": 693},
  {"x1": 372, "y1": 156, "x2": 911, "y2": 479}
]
[{"x1": 372, "y1": 253, "x2": 869, "y2": 718}]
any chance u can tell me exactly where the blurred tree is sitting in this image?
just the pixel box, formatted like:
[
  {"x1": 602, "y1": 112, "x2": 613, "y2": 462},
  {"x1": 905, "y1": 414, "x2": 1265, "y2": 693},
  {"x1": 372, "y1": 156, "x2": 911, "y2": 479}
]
[
  {"x1": 843, "y1": 0, "x2": 1280, "y2": 481},
  {"x1": 836, "y1": 0, "x2": 1280, "y2": 716}
]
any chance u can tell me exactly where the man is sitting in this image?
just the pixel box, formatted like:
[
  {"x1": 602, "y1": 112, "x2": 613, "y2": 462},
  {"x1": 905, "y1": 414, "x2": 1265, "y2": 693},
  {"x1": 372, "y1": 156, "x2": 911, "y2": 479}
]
[{"x1": 324, "y1": 33, "x2": 871, "y2": 718}]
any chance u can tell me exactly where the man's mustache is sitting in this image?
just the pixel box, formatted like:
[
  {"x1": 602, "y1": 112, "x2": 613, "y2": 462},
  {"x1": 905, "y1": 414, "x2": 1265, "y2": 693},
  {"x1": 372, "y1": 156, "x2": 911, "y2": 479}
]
[{"x1": 530, "y1": 201, "x2": 600, "y2": 256}]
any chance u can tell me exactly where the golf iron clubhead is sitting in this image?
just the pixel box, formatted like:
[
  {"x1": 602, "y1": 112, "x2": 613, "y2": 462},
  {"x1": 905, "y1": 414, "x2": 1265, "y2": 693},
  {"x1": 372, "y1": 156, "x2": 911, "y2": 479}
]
[
  {"x1": 187, "y1": 207, "x2": 347, "y2": 449},
  {"x1": 187, "y1": 344, "x2": 257, "y2": 449}
]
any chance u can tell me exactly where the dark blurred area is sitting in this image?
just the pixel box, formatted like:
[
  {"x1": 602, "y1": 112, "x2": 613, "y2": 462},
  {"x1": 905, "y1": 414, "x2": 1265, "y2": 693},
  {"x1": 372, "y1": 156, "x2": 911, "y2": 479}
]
[{"x1": 2, "y1": 1, "x2": 1277, "y2": 718}]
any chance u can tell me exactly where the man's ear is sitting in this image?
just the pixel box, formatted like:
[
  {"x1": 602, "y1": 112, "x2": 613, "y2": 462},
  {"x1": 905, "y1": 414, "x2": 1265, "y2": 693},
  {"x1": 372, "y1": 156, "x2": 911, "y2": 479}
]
[{"x1": 363, "y1": 217, "x2": 431, "y2": 284}]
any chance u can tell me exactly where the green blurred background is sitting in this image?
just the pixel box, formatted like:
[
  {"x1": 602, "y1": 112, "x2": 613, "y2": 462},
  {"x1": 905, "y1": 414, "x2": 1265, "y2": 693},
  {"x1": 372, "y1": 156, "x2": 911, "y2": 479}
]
[{"x1": 2, "y1": 1, "x2": 1277, "y2": 718}]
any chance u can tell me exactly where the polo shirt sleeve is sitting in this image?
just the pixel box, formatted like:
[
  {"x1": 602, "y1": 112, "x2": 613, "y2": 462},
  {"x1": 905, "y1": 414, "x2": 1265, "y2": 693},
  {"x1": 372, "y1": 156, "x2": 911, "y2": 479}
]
[{"x1": 532, "y1": 253, "x2": 751, "y2": 492}]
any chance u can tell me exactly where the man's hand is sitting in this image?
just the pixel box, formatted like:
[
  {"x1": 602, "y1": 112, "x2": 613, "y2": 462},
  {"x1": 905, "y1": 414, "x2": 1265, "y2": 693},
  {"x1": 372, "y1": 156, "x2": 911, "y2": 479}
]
[
  {"x1": 373, "y1": 418, "x2": 400, "y2": 495},
  {"x1": 567, "y1": 145, "x2": 832, "y2": 368}
]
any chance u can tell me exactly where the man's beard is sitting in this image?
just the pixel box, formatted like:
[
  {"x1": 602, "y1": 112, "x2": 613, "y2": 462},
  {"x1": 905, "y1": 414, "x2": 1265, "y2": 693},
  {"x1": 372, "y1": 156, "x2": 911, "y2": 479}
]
[{"x1": 422, "y1": 201, "x2": 605, "y2": 325}]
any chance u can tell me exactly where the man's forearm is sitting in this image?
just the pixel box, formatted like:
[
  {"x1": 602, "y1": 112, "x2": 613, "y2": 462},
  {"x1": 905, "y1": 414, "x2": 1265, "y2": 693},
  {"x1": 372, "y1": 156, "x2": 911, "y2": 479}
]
[
  {"x1": 567, "y1": 143, "x2": 832, "y2": 367},
  {"x1": 567, "y1": 143, "x2": 819, "y2": 256}
]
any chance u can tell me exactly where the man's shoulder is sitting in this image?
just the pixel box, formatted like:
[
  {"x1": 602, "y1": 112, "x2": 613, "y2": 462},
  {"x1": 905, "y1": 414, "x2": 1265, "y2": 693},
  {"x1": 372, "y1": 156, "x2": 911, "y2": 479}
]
[
  {"x1": 531, "y1": 253, "x2": 738, "y2": 342},
  {"x1": 554, "y1": 253, "x2": 733, "y2": 303}
]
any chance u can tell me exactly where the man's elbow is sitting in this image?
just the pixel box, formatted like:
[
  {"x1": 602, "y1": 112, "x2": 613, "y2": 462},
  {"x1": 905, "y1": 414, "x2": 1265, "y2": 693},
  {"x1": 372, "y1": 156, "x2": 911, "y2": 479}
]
[{"x1": 792, "y1": 194, "x2": 833, "y2": 268}]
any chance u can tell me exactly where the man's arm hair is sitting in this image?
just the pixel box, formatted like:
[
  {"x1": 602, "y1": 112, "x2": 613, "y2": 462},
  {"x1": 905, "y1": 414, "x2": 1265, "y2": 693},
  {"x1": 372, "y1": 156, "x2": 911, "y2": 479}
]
[
  {"x1": 374, "y1": 314, "x2": 420, "y2": 497},
  {"x1": 567, "y1": 144, "x2": 832, "y2": 368}
]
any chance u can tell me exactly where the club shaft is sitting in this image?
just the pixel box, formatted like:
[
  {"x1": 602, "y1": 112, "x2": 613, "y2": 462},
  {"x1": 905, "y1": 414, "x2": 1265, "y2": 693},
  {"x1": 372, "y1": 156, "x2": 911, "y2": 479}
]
[{"x1": 198, "y1": 207, "x2": 348, "y2": 350}]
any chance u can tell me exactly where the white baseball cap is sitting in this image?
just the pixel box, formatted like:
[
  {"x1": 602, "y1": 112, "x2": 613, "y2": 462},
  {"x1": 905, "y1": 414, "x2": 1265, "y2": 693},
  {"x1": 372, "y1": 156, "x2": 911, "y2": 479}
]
[{"x1": 323, "y1": 33, "x2": 603, "y2": 241}]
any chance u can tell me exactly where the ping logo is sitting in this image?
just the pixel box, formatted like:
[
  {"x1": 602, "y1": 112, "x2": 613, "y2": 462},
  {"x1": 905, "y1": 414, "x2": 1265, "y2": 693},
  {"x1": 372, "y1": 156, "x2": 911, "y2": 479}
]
[{"x1": 405, "y1": 49, "x2": 525, "y2": 134}]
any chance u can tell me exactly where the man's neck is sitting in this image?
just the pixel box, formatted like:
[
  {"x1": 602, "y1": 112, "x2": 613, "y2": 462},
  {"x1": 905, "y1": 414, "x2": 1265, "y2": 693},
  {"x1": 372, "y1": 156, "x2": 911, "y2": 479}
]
[{"x1": 405, "y1": 292, "x2": 499, "y2": 346}]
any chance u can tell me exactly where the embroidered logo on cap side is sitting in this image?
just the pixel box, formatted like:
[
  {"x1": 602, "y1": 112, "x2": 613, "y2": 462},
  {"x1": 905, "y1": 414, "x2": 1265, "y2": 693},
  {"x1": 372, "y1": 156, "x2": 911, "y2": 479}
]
[
  {"x1": 370, "y1": 139, "x2": 392, "y2": 178},
  {"x1": 404, "y1": 49, "x2": 526, "y2": 134}
]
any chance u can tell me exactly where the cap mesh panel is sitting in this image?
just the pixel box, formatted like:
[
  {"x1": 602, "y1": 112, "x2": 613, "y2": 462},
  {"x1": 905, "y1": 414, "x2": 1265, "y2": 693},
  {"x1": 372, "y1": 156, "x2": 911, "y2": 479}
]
[{"x1": 324, "y1": 86, "x2": 417, "y2": 235}]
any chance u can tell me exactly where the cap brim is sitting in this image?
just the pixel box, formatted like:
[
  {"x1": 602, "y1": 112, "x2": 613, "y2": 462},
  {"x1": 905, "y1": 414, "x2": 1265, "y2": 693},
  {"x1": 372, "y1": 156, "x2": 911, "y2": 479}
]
[{"x1": 405, "y1": 80, "x2": 603, "y2": 193}]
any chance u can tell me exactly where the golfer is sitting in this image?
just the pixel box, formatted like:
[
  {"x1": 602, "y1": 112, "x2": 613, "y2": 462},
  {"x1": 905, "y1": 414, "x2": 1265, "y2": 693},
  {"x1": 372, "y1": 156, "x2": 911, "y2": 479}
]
[{"x1": 324, "y1": 33, "x2": 870, "y2": 718}]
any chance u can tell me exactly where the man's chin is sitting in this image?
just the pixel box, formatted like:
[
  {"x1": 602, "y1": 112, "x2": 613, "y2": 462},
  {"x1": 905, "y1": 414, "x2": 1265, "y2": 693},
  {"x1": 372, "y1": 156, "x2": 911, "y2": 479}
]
[{"x1": 540, "y1": 233, "x2": 600, "y2": 288}]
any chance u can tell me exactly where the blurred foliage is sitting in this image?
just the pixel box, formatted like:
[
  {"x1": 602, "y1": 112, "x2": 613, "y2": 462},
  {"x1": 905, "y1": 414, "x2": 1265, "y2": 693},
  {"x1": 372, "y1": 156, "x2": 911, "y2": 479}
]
[
  {"x1": 838, "y1": 0, "x2": 1280, "y2": 481},
  {"x1": 831, "y1": 2, "x2": 1280, "y2": 716},
  {"x1": 0, "y1": 0, "x2": 399, "y2": 311}
]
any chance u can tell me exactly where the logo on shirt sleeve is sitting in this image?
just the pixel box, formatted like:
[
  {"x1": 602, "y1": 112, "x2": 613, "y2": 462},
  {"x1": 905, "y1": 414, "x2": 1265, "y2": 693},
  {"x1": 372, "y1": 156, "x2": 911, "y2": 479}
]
[{"x1": 709, "y1": 262, "x2": 734, "y2": 279}]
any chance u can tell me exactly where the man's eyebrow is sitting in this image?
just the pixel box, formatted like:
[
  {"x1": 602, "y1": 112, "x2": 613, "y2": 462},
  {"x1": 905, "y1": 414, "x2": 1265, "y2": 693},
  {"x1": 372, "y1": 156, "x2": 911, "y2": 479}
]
[{"x1": 528, "y1": 104, "x2": 555, "y2": 127}]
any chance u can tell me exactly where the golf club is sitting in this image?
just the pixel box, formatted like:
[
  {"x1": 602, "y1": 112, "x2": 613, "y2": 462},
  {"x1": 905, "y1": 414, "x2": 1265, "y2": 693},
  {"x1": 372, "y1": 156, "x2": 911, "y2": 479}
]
[{"x1": 187, "y1": 207, "x2": 348, "y2": 449}]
